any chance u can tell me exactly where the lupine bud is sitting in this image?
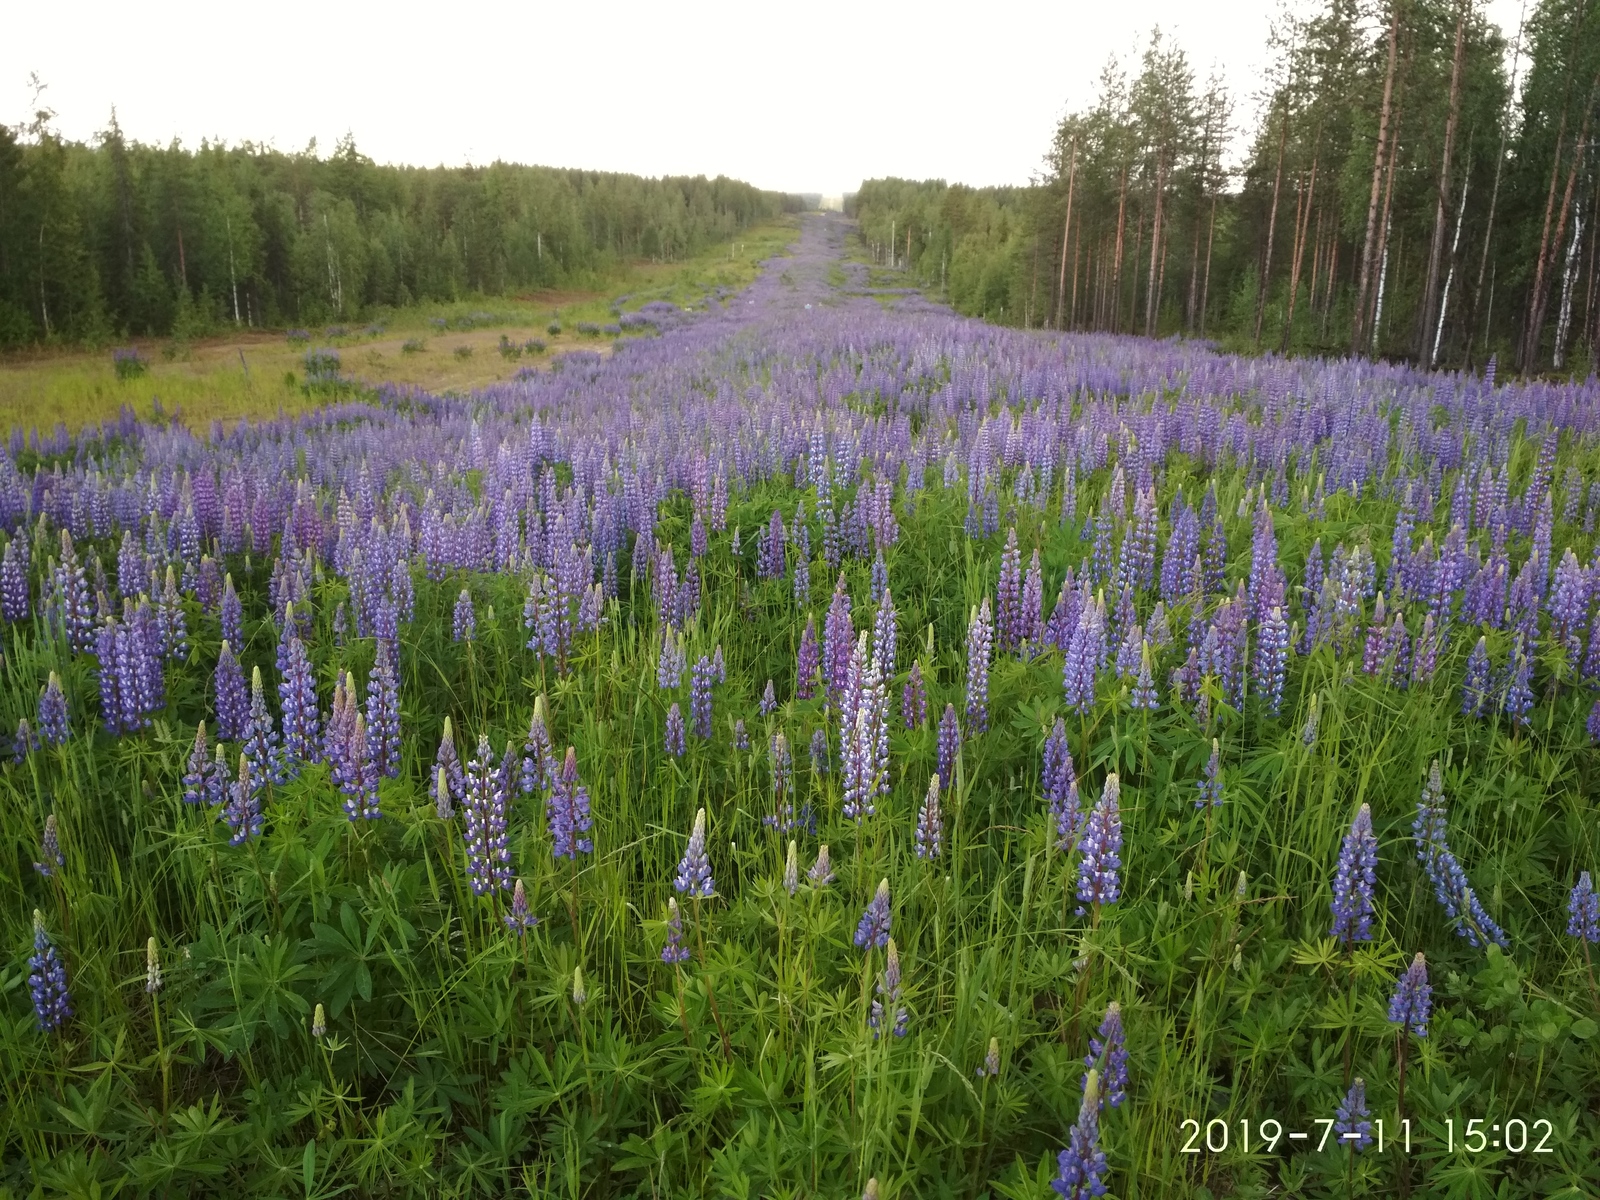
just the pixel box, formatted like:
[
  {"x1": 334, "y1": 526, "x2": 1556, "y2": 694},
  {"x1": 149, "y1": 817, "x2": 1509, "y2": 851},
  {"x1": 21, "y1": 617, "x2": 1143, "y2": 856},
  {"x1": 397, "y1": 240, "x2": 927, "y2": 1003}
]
[
  {"x1": 784, "y1": 840, "x2": 799, "y2": 896},
  {"x1": 146, "y1": 937, "x2": 163, "y2": 995},
  {"x1": 915, "y1": 774, "x2": 943, "y2": 860},
  {"x1": 34, "y1": 813, "x2": 63, "y2": 877},
  {"x1": 571, "y1": 966, "x2": 586, "y2": 1006},
  {"x1": 312, "y1": 1003, "x2": 327, "y2": 1039}
]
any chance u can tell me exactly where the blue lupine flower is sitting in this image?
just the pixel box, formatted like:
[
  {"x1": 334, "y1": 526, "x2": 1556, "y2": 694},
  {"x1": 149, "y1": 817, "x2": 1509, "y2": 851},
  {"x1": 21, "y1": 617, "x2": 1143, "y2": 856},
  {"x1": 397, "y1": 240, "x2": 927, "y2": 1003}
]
[
  {"x1": 1414, "y1": 761, "x2": 1508, "y2": 949},
  {"x1": 915, "y1": 774, "x2": 943, "y2": 860},
  {"x1": 34, "y1": 814, "x2": 63, "y2": 877},
  {"x1": 808, "y1": 844, "x2": 835, "y2": 886},
  {"x1": 462, "y1": 734, "x2": 510, "y2": 893},
  {"x1": 965, "y1": 598, "x2": 993, "y2": 733},
  {"x1": 1333, "y1": 1078, "x2": 1373, "y2": 1151},
  {"x1": 665, "y1": 702, "x2": 686, "y2": 757},
  {"x1": 548, "y1": 746, "x2": 594, "y2": 858},
  {"x1": 1568, "y1": 872, "x2": 1600, "y2": 943},
  {"x1": 855, "y1": 878, "x2": 892, "y2": 948},
  {"x1": 661, "y1": 897, "x2": 691, "y2": 963},
  {"x1": 213, "y1": 641, "x2": 248, "y2": 741},
  {"x1": 937, "y1": 703, "x2": 960, "y2": 789},
  {"x1": 1083, "y1": 1002, "x2": 1127, "y2": 1109},
  {"x1": 37, "y1": 672, "x2": 69, "y2": 745},
  {"x1": 869, "y1": 937, "x2": 909, "y2": 1039},
  {"x1": 1076, "y1": 775, "x2": 1122, "y2": 913},
  {"x1": 365, "y1": 638, "x2": 401, "y2": 778},
  {"x1": 452, "y1": 588, "x2": 476, "y2": 642},
  {"x1": 29, "y1": 911, "x2": 72, "y2": 1033},
  {"x1": 222, "y1": 752, "x2": 264, "y2": 845},
  {"x1": 1051, "y1": 1069, "x2": 1108, "y2": 1198},
  {"x1": 1196, "y1": 740, "x2": 1223, "y2": 808},
  {"x1": 1388, "y1": 952, "x2": 1431, "y2": 1037},
  {"x1": 1043, "y1": 717, "x2": 1079, "y2": 848},
  {"x1": 674, "y1": 808, "x2": 714, "y2": 898},
  {"x1": 1331, "y1": 803, "x2": 1378, "y2": 945},
  {"x1": 504, "y1": 878, "x2": 539, "y2": 934}
]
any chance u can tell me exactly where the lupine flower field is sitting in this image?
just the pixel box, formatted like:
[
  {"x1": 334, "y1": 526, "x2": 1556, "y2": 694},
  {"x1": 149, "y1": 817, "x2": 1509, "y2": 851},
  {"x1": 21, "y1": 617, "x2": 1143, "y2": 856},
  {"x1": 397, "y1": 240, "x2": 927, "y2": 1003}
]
[{"x1": 5, "y1": 212, "x2": 1600, "y2": 1197}]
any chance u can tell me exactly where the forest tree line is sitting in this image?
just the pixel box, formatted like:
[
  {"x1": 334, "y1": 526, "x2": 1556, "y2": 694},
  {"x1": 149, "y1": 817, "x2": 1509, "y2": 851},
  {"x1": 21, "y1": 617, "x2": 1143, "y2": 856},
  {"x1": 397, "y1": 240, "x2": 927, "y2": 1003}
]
[
  {"x1": 853, "y1": 0, "x2": 1600, "y2": 377},
  {"x1": 0, "y1": 112, "x2": 797, "y2": 347}
]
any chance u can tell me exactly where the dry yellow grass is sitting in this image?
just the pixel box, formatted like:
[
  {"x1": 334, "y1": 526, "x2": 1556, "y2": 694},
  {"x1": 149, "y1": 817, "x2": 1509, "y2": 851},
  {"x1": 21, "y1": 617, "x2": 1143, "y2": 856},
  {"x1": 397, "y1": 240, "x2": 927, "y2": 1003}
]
[{"x1": 0, "y1": 218, "x2": 797, "y2": 432}]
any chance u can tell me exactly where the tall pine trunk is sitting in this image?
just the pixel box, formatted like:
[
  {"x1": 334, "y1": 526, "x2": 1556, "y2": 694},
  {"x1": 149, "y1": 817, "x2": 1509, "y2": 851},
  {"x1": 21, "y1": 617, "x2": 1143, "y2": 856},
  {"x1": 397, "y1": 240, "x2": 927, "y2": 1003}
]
[
  {"x1": 1254, "y1": 99, "x2": 1291, "y2": 347},
  {"x1": 1419, "y1": 0, "x2": 1469, "y2": 362},
  {"x1": 1054, "y1": 139, "x2": 1078, "y2": 329},
  {"x1": 1354, "y1": 0, "x2": 1403, "y2": 353}
]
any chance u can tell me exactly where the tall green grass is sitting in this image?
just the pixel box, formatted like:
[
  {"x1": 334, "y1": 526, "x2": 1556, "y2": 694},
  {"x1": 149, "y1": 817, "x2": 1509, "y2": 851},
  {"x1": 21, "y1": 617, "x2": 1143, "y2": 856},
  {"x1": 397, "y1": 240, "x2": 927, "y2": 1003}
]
[{"x1": 1, "y1": 459, "x2": 1597, "y2": 1198}]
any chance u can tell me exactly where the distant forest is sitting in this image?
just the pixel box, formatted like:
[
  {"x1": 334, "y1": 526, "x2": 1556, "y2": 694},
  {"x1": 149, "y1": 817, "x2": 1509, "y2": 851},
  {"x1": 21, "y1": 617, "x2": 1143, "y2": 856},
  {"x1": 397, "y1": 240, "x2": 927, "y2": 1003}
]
[
  {"x1": 853, "y1": 0, "x2": 1600, "y2": 377},
  {"x1": 0, "y1": 115, "x2": 798, "y2": 347}
]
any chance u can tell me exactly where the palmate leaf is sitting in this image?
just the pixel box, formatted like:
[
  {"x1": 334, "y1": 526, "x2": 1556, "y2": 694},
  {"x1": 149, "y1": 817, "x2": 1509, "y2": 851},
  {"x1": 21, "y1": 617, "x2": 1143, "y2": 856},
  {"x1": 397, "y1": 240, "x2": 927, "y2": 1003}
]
[{"x1": 307, "y1": 901, "x2": 380, "y2": 1017}]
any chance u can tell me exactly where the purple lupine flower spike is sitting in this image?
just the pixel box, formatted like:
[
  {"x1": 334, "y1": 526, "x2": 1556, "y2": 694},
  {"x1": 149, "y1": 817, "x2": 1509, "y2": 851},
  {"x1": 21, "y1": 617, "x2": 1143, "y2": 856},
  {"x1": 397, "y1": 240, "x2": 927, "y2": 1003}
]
[
  {"x1": 1568, "y1": 872, "x2": 1600, "y2": 943},
  {"x1": 1414, "y1": 761, "x2": 1508, "y2": 949},
  {"x1": 665, "y1": 702, "x2": 686, "y2": 757},
  {"x1": 690, "y1": 655, "x2": 714, "y2": 738},
  {"x1": 808, "y1": 844, "x2": 834, "y2": 886},
  {"x1": 661, "y1": 897, "x2": 692, "y2": 963},
  {"x1": 902, "y1": 660, "x2": 927, "y2": 728},
  {"x1": 915, "y1": 774, "x2": 943, "y2": 860},
  {"x1": 854, "y1": 878, "x2": 892, "y2": 949},
  {"x1": 548, "y1": 746, "x2": 594, "y2": 858},
  {"x1": 1043, "y1": 717, "x2": 1078, "y2": 848},
  {"x1": 1333, "y1": 1079, "x2": 1373, "y2": 1151},
  {"x1": 1331, "y1": 803, "x2": 1378, "y2": 945},
  {"x1": 964, "y1": 598, "x2": 993, "y2": 733},
  {"x1": 937, "y1": 703, "x2": 960, "y2": 788},
  {"x1": 795, "y1": 616, "x2": 820, "y2": 700},
  {"x1": 222, "y1": 751, "x2": 264, "y2": 844},
  {"x1": 674, "y1": 808, "x2": 714, "y2": 898},
  {"x1": 452, "y1": 588, "x2": 476, "y2": 642},
  {"x1": 432, "y1": 716, "x2": 465, "y2": 810},
  {"x1": 213, "y1": 641, "x2": 248, "y2": 741},
  {"x1": 365, "y1": 637, "x2": 401, "y2": 778},
  {"x1": 1083, "y1": 1001, "x2": 1127, "y2": 1108},
  {"x1": 462, "y1": 734, "x2": 510, "y2": 893},
  {"x1": 29, "y1": 910, "x2": 72, "y2": 1033},
  {"x1": 1387, "y1": 952, "x2": 1432, "y2": 1037},
  {"x1": 182, "y1": 721, "x2": 215, "y2": 805},
  {"x1": 504, "y1": 878, "x2": 539, "y2": 933},
  {"x1": 37, "y1": 672, "x2": 69, "y2": 745},
  {"x1": 241, "y1": 665, "x2": 284, "y2": 786},
  {"x1": 34, "y1": 813, "x2": 64, "y2": 877},
  {"x1": 1196, "y1": 740, "x2": 1223, "y2": 808},
  {"x1": 220, "y1": 573, "x2": 242, "y2": 650},
  {"x1": 869, "y1": 937, "x2": 908, "y2": 1038},
  {"x1": 1075, "y1": 774, "x2": 1122, "y2": 914},
  {"x1": 1051, "y1": 1069, "x2": 1107, "y2": 1199},
  {"x1": 761, "y1": 679, "x2": 778, "y2": 717},
  {"x1": 278, "y1": 628, "x2": 319, "y2": 774}
]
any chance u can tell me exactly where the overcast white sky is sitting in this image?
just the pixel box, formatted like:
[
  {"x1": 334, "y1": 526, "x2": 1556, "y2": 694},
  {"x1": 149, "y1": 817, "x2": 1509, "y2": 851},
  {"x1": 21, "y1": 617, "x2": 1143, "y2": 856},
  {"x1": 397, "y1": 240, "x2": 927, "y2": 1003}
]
[{"x1": 5, "y1": 0, "x2": 1530, "y2": 197}]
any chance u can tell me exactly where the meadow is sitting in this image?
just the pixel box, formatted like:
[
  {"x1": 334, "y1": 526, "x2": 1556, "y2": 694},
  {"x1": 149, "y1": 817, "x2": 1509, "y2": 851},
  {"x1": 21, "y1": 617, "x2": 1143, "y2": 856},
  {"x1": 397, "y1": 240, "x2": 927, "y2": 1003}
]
[
  {"x1": 0, "y1": 217, "x2": 798, "y2": 436},
  {"x1": 2, "y1": 212, "x2": 1598, "y2": 1199}
]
